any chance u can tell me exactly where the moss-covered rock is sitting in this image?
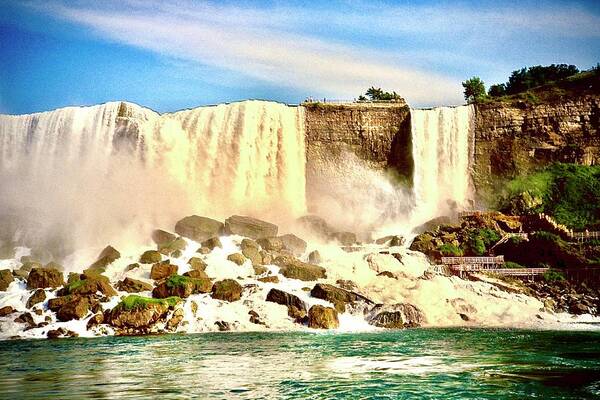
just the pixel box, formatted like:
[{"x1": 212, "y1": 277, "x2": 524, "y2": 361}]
[
  {"x1": 106, "y1": 295, "x2": 181, "y2": 333},
  {"x1": 58, "y1": 274, "x2": 117, "y2": 297},
  {"x1": 211, "y1": 279, "x2": 243, "y2": 302},
  {"x1": 153, "y1": 274, "x2": 211, "y2": 298},
  {"x1": 140, "y1": 250, "x2": 162, "y2": 264}
]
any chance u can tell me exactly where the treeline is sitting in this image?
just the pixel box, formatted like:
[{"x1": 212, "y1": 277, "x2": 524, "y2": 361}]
[
  {"x1": 462, "y1": 63, "x2": 599, "y2": 103},
  {"x1": 358, "y1": 87, "x2": 403, "y2": 101}
]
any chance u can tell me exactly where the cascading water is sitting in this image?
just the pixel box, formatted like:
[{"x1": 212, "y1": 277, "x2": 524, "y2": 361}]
[
  {"x1": 0, "y1": 100, "x2": 306, "y2": 256},
  {"x1": 409, "y1": 105, "x2": 474, "y2": 225}
]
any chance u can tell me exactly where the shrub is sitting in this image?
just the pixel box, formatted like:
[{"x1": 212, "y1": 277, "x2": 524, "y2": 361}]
[
  {"x1": 439, "y1": 243, "x2": 463, "y2": 256},
  {"x1": 543, "y1": 269, "x2": 566, "y2": 282},
  {"x1": 504, "y1": 261, "x2": 524, "y2": 269}
]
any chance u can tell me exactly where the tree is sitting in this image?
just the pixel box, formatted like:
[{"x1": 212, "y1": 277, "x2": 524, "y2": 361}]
[
  {"x1": 505, "y1": 64, "x2": 579, "y2": 94},
  {"x1": 363, "y1": 87, "x2": 402, "y2": 101},
  {"x1": 488, "y1": 83, "x2": 507, "y2": 97},
  {"x1": 462, "y1": 77, "x2": 486, "y2": 103}
]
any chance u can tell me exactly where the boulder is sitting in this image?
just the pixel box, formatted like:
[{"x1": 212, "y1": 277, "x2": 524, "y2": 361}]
[
  {"x1": 377, "y1": 271, "x2": 397, "y2": 279},
  {"x1": 308, "y1": 305, "x2": 339, "y2": 329},
  {"x1": 45, "y1": 261, "x2": 64, "y2": 271},
  {"x1": 260, "y1": 250, "x2": 273, "y2": 265},
  {"x1": 274, "y1": 256, "x2": 326, "y2": 281},
  {"x1": 367, "y1": 303, "x2": 425, "y2": 328},
  {"x1": 0, "y1": 269, "x2": 14, "y2": 291},
  {"x1": 150, "y1": 261, "x2": 178, "y2": 280},
  {"x1": 211, "y1": 279, "x2": 243, "y2": 302},
  {"x1": 308, "y1": 250, "x2": 322, "y2": 264},
  {"x1": 253, "y1": 265, "x2": 268, "y2": 275},
  {"x1": 151, "y1": 229, "x2": 177, "y2": 246},
  {"x1": 183, "y1": 269, "x2": 209, "y2": 279},
  {"x1": 330, "y1": 232, "x2": 357, "y2": 246},
  {"x1": 153, "y1": 274, "x2": 212, "y2": 298},
  {"x1": 86, "y1": 313, "x2": 104, "y2": 330},
  {"x1": 158, "y1": 237, "x2": 187, "y2": 256},
  {"x1": 335, "y1": 279, "x2": 358, "y2": 291},
  {"x1": 139, "y1": 250, "x2": 162, "y2": 264},
  {"x1": 201, "y1": 236, "x2": 222, "y2": 251},
  {"x1": 106, "y1": 295, "x2": 180, "y2": 332},
  {"x1": 257, "y1": 237, "x2": 283, "y2": 252},
  {"x1": 224, "y1": 215, "x2": 278, "y2": 239},
  {"x1": 20, "y1": 260, "x2": 42, "y2": 272},
  {"x1": 125, "y1": 263, "x2": 140, "y2": 272},
  {"x1": 67, "y1": 272, "x2": 80, "y2": 284},
  {"x1": 47, "y1": 328, "x2": 78, "y2": 339},
  {"x1": 116, "y1": 277, "x2": 153, "y2": 293},
  {"x1": 188, "y1": 257, "x2": 207, "y2": 271},
  {"x1": 258, "y1": 275, "x2": 279, "y2": 283},
  {"x1": 310, "y1": 283, "x2": 372, "y2": 313},
  {"x1": 240, "y1": 239, "x2": 262, "y2": 265},
  {"x1": 48, "y1": 295, "x2": 78, "y2": 312},
  {"x1": 175, "y1": 215, "x2": 224, "y2": 242},
  {"x1": 58, "y1": 274, "x2": 117, "y2": 297},
  {"x1": 27, "y1": 289, "x2": 46, "y2": 308},
  {"x1": 57, "y1": 296, "x2": 90, "y2": 322},
  {"x1": 227, "y1": 253, "x2": 246, "y2": 266},
  {"x1": 279, "y1": 234, "x2": 307, "y2": 256},
  {"x1": 266, "y1": 288, "x2": 307, "y2": 318},
  {"x1": 87, "y1": 245, "x2": 121, "y2": 272},
  {"x1": 0, "y1": 306, "x2": 15, "y2": 317},
  {"x1": 26, "y1": 267, "x2": 64, "y2": 289},
  {"x1": 375, "y1": 235, "x2": 405, "y2": 247}
]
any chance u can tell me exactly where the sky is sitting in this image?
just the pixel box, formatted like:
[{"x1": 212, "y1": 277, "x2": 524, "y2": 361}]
[{"x1": 0, "y1": 0, "x2": 599, "y2": 114}]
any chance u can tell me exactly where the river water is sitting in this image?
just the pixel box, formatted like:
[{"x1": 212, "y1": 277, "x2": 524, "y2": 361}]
[{"x1": 1, "y1": 328, "x2": 599, "y2": 399}]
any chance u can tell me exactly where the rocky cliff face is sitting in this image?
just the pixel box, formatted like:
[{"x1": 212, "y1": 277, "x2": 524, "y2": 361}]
[{"x1": 473, "y1": 95, "x2": 600, "y2": 196}]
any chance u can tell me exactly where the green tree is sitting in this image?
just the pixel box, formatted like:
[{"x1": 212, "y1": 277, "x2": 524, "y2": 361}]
[
  {"x1": 488, "y1": 83, "x2": 507, "y2": 97},
  {"x1": 462, "y1": 77, "x2": 486, "y2": 103},
  {"x1": 364, "y1": 87, "x2": 402, "y2": 101}
]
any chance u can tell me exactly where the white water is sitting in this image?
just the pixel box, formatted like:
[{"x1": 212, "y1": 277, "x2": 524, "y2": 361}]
[
  {"x1": 0, "y1": 101, "x2": 305, "y2": 256},
  {"x1": 410, "y1": 105, "x2": 474, "y2": 225}
]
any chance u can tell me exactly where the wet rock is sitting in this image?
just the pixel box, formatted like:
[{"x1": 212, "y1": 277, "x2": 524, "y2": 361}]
[
  {"x1": 375, "y1": 235, "x2": 405, "y2": 247},
  {"x1": 117, "y1": 277, "x2": 153, "y2": 293},
  {"x1": 448, "y1": 298, "x2": 477, "y2": 315},
  {"x1": 335, "y1": 279, "x2": 358, "y2": 291},
  {"x1": 166, "y1": 308, "x2": 184, "y2": 330},
  {"x1": 67, "y1": 272, "x2": 80, "y2": 284},
  {"x1": 308, "y1": 250, "x2": 322, "y2": 264},
  {"x1": 278, "y1": 234, "x2": 307, "y2": 256},
  {"x1": 215, "y1": 321, "x2": 232, "y2": 331},
  {"x1": 153, "y1": 275, "x2": 212, "y2": 298},
  {"x1": 0, "y1": 306, "x2": 15, "y2": 317},
  {"x1": 20, "y1": 260, "x2": 42, "y2": 272},
  {"x1": 227, "y1": 253, "x2": 246, "y2": 266},
  {"x1": 257, "y1": 275, "x2": 279, "y2": 283},
  {"x1": 308, "y1": 305, "x2": 339, "y2": 329},
  {"x1": 57, "y1": 297, "x2": 90, "y2": 322},
  {"x1": 297, "y1": 215, "x2": 334, "y2": 239},
  {"x1": 248, "y1": 310, "x2": 264, "y2": 325},
  {"x1": 274, "y1": 256, "x2": 326, "y2": 281},
  {"x1": 188, "y1": 257, "x2": 208, "y2": 271},
  {"x1": 151, "y1": 229, "x2": 177, "y2": 246},
  {"x1": 330, "y1": 232, "x2": 357, "y2": 246},
  {"x1": 26, "y1": 267, "x2": 64, "y2": 289},
  {"x1": 260, "y1": 250, "x2": 273, "y2": 265},
  {"x1": 45, "y1": 261, "x2": 64, "y2": 272},
  {"x1": 86, "y1": 313, "x2": 104, "y2": 329},
  {"x1": 257, "y1": 237, "x2": 283, "y2": 252},
  {"x1": 266, "y1": 288, "x2": 307, "y2": 317},
  {"x1": 377, "y1": 271, "x2": 397, "y2": 279},
  {"x1": 200, "y1": 236, "x2": 222, "y2": 251},
  {"x1": 150, "y1": 261, "x2": 178, "y2": 280},
  {"x1": 224, "y1": 215, "x2": 278, "y2": 239},
  {"x1": 158, "y1": 237, "x2": 187, "y2": 256},
  {"x1": 47, "y1": 327, "x2": 78, "y2": 339},
  {"x1": 0, "y1": 269, "x2": 14, "y2": 291},
  {"x1": 367, "y1": 303, "x2": 425, "y2": 328},
  {"x1": 175, "y1": 215, "x2": 224, "y2": 242},
  {"x1": 211, "y1": 279, "x2": 243, "y2": 302},
  {"x1": 87, "y1": 245, "x2": 121, "y2": 272},
  {"x1": 183, "y1": 269, "x2": 209, "y2": 279},
  {"x1": 26, "y1": 289, "x2": 46, "y2": 308},
  {"x1": 241, "y1": 239, "x2": 262, "y2": 265},
  {"x1": 310, "y1": 283, "x2": 372, "y2": 313},
  {"x1": 125, "y1": 263, "x2": 140, "y2": 272},
  {"x1": 58, "y1": 274, "x2": 117, "y2": 297},
  {"x1": 106, "y1": 296, "x2": 178, "y2": 333},
  {"x1": 459, "y1": 313, "x2": 470, "y2": 321},
  {"x1": 14, "y1": 312, "x2": 35, "y2": 328},
  {"x1": 139, "y1": 250, "x2": 162, "y2": 264},
  {"x1": 253, "y1": 265, "x2": 268, "y2": 276}
]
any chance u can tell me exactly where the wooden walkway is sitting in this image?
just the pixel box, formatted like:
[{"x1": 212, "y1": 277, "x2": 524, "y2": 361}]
[{"x1": 441, "y1": 256, "x2": 547, "y2": 279}]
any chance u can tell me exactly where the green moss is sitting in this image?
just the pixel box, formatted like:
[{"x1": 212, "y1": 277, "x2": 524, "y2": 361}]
[
  {"x1": 62, "y1": 278, "x2": 87, "y2": 294},
  {"x1": 118, "y1": 295, "x2": 181, "y2": 311},
  {"x1": 500, "y1": 163, "x2": 600, "y2": 229},
  {"x1": 165, "y1": 274, "x2": 194, "y2": 288},
  {"x1": 438, "y1": 243, "x2": 463, "y2": 256}
]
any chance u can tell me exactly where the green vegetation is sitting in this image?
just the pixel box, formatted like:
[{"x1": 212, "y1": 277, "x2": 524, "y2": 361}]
[
  {"x1": 462, "y1": 77, "x2": 486, "y2": 103},
  {"x1": 165, "y1": 274, "x2": 197, "y2": 288},
  {"x1": 543, "y1": 269, "x2": 566, "y2": 282},
  {"x1": 501, "y1": 64, "x2": 579, "y2": 95},
  {"x1": 117, "y1": 295, "x2": 181, "y2": 311},
  {"x1": 504, "y1": 261, "x2": 525, "y2": 269},
  {"x1": 462, "y1": 228, "x2": 501, "y2": 256},
  {"x1": 358, "y1": 87, "x2": 403, "y2": 101},
  {"x1": 500, "y1": 163, "x2": 600, "y2": 229},
  {"x1": 438, "y1": 243, "x2": 463, "y2": 256},
  {"x1": 62, "y1": 278, "x2": 87, "y2": 293}
]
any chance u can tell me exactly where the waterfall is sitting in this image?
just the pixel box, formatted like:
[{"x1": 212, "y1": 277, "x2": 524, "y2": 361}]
[
  {"x1": 409, "y1": 105, "x2": 474, "y2": 224},
  {"x1": 0, "y1": 100, "x2": 306, "y2": 255}
]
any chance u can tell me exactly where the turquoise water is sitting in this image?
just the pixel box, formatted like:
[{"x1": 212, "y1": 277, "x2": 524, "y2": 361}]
[{"x1": 1, "y1": 329, "x2": 600, "y2": 399}]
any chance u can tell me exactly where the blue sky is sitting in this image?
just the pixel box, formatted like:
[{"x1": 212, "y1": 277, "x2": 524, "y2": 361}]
[{"x1": 1, "y1": 0, "x2": 599, "y2": 114}]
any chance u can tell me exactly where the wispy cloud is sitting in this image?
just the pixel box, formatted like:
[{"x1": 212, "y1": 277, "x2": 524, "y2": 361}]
[{"x1": 26, "y1": 0, "x2": 600, "y2": 107}]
